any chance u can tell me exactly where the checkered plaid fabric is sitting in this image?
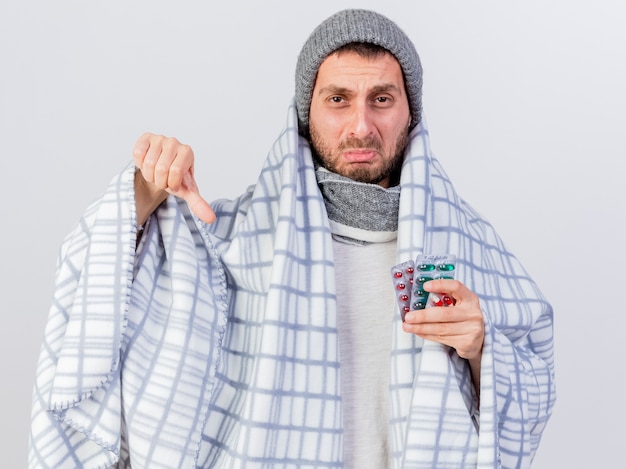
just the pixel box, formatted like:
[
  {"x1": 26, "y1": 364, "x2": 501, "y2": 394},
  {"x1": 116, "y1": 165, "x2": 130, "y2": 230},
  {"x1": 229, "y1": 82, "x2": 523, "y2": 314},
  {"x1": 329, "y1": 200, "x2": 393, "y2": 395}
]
[{"x1": 29, "y1": 102, "x2": 555, "y2": 468}]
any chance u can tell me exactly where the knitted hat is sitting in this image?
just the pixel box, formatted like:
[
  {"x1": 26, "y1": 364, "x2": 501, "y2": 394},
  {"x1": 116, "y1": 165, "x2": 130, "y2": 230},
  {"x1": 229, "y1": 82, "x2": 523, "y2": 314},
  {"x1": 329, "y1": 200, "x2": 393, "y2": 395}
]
[{"x1": 295, "y1": 9, "x2": 422, "y2": 134}]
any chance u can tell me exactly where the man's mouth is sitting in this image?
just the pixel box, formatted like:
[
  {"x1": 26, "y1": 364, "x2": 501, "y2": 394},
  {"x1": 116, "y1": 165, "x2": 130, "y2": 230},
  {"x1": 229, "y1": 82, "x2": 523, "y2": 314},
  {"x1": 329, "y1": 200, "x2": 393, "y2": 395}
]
[{"x1": 342, "y1": 149, "x2": 378, "y2": 163}]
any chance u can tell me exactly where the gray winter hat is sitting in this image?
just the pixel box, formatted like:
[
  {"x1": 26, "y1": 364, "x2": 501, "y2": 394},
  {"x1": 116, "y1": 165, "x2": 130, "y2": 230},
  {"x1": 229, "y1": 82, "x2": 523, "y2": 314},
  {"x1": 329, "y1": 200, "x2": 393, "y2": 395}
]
[{"x1": 295, "y1": 9, "x2": 422, "y2": 134}]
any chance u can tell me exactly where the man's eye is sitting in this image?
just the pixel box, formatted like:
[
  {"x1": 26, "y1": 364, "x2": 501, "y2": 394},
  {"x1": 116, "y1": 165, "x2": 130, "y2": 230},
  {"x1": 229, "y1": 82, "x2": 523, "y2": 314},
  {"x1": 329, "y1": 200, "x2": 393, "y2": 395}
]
[
  {"x1": 376, "y1": 96, "x2": 389, "y2": 103},
  {"x1": 330, "y1": 96, "x2": 344, "y2": 103}
]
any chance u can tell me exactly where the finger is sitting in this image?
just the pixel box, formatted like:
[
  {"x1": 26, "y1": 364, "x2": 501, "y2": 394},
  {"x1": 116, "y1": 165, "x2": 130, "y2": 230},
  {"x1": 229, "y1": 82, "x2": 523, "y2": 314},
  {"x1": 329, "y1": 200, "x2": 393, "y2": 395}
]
[
  {"x1": 423, "y1": 278, "x2": 462, "y2": 295},
  {"x1": 401, "y1": 318, "x2": 455, "y2": 347},
  {"x1": 402, "y1": 312, "x2": 467, "y2": 343},
  {"x1": 132, "y1": 133, "x2": 152, "y2": 169},
  {"x1": 180, "y1": 172, "x2": 216, "y2": 224},
  {"x1": 423, "y1": 279, "x2": 473, "y2": 307},
  {"x1": 153, "y1": 139, "x2": 180, "y2": 189},
  {"x1": 404, "y1": 306, "x2": 457, "y2": 325},
  {"x1": 139, "y1": 137, "x2": 163, "y2": 184},
  {"x1": 185, "y1": 190, "x2": 216, "y2": 224},
  {"x1": 166, "y1": 144, "x2": 194, "y2": 192}
]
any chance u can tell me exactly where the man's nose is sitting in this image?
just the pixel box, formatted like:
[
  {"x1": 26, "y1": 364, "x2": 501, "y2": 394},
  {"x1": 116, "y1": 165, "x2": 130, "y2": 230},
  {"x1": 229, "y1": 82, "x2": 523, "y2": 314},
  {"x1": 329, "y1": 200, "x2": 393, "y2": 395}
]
[{"x1": 347, "y1": 102, "x2": 375, "y2": 138}]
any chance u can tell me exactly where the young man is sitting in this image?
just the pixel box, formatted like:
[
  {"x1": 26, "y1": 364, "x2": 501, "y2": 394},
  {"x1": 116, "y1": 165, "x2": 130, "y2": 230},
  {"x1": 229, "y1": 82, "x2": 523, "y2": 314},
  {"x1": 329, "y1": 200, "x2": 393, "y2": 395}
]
[{"x1": 29, "y1": 9, "x2": 555, "y2": 469}]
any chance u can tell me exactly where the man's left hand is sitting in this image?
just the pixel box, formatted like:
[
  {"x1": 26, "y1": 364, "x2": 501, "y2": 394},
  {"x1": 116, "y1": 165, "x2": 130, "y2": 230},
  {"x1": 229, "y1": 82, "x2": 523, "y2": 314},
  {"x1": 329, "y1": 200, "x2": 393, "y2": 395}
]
[{"x1": 402, "y1": 279, "x2": 484, "y2": 361}]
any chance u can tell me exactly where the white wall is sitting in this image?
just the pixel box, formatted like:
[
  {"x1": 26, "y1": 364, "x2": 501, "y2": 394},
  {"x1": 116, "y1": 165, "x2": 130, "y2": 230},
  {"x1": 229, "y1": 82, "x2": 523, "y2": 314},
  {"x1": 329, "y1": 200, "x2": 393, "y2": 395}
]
[{"x1": 2, "y1": 0, "x2": 624, "y2": 466}]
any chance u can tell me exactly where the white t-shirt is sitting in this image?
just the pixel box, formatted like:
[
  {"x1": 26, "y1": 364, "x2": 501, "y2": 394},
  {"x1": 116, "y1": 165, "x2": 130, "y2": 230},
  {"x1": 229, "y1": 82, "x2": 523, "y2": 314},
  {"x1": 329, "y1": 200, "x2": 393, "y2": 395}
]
[{"x1": 333, "y1": 238, "x2": 397, "y2": 469}]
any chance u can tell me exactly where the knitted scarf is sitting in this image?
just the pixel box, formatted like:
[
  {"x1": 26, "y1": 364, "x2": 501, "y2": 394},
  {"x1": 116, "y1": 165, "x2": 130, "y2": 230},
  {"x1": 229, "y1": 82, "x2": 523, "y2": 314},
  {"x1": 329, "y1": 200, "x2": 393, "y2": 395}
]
[
  {"x1": 315, "y1": 165, "x2": 400, "y2": 244},
  {"x1": 29, "y1": 101, "x2": 555, "y2": 469}
]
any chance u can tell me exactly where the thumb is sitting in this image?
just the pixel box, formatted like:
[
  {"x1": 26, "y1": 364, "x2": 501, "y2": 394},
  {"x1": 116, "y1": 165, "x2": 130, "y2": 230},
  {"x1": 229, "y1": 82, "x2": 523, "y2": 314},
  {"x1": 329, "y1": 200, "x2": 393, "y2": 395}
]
[{"x1": 180, "y1": 172, "x2": 216, "y2": 224}]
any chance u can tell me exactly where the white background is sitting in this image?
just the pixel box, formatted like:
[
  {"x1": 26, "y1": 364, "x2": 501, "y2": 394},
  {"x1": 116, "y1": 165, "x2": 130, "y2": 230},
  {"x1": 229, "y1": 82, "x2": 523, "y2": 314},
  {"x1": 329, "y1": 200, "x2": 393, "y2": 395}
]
[{"x1": 2, "y1": 0, "x2": 624, "y2": 467}]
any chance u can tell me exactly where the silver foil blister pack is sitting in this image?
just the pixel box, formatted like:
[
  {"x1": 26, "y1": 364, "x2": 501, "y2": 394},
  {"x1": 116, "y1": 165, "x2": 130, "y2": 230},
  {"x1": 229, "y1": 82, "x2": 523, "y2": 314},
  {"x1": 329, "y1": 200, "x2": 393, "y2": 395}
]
[{"x1": 390, "y1": 254, "x2": 456, "y2": 321}]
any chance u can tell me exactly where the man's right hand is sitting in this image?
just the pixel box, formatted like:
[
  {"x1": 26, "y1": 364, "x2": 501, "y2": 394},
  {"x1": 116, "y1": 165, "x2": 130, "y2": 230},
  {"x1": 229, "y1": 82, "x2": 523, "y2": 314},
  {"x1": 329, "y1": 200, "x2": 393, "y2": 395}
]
[{"x1": 132, "y1": 133, "x2": 216, "y2": 225}]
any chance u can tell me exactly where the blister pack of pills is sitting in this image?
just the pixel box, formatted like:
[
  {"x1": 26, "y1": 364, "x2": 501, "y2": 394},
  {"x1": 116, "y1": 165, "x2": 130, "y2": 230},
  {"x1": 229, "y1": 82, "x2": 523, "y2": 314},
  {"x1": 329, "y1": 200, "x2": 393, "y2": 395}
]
[{"x1": 390, "y1": 254, "x2": 457, "y2": 321}]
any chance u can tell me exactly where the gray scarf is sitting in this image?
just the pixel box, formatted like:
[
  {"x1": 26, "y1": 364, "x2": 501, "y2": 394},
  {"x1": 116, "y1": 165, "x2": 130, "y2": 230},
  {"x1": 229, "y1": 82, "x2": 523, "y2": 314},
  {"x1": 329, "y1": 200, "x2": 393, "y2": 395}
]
[{"x1": 315, "y1": 166, "x2": 400, "y2": 245}]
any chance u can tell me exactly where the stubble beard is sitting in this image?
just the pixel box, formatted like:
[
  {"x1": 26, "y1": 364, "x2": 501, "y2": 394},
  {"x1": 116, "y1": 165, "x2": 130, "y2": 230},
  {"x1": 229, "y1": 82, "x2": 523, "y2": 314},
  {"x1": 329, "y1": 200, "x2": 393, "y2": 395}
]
[{"x1": 309, "y1": 125, "x2": 409, "y2": 186}]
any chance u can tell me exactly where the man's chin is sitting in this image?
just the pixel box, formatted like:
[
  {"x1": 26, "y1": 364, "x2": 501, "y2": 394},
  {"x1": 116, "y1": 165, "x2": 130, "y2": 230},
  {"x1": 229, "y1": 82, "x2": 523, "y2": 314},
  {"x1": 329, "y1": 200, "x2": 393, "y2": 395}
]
[{"x1": 342, "y1": 166, "x2": 386, "y2": 186}]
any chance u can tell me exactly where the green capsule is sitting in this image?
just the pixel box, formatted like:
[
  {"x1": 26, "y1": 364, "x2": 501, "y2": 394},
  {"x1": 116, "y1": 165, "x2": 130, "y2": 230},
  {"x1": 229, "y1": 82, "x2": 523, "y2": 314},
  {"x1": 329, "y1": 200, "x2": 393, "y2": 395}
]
[
  {"x1": 437, "y1": 263, "x2": 455, "y2": 271},
  {"x1": 417, "y1": 263, "x2": 435, "y2": 271},
  {"x1": 416, "y1": 276, "x2": 432, "y2": 284}
]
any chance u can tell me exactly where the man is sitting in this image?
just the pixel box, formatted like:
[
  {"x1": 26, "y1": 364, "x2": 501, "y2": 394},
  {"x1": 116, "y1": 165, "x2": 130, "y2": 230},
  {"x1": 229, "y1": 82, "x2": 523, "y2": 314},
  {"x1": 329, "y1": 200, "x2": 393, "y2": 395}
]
[{"x1": 29, "y1": 9, "x2": 555, "y2": 469}]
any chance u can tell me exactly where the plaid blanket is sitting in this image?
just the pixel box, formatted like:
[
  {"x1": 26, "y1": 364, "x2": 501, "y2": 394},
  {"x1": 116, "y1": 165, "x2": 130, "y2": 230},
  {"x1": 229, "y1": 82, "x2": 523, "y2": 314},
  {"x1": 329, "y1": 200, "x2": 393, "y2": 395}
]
[{"x1": 29, "y1": 101, "x2": 555, "y2": 468}]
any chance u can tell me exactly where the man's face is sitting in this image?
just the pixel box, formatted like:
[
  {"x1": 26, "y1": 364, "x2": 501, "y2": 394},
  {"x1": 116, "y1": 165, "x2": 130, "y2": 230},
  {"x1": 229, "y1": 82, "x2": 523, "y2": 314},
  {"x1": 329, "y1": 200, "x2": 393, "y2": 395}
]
[{"x1": 309, "y1": 50, "x2": 411, "y2": 188}]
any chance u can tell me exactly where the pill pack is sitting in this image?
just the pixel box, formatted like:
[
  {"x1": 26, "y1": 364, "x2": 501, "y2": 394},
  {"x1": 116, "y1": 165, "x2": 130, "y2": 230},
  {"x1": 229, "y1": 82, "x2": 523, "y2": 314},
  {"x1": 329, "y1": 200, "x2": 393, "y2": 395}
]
[{"x1": 390, "y1": 254, "x2": 457, "y2": 321}]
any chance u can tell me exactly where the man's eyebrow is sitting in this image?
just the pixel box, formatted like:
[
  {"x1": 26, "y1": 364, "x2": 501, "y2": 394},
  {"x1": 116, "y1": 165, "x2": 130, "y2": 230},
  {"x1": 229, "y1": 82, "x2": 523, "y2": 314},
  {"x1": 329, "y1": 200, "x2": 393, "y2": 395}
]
[
  {"x1": 316, "y1": 83, "x2": 403, "y2": 96},
  {"x1": 370, "y1": 83, "x2": 403, "y2": 94},
  {"x1": 372, "y1": 83, "x2": 402, "y2": 93},
  {"x1": 316, "y1": 85, "x2": 351, "y2": 96}
]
